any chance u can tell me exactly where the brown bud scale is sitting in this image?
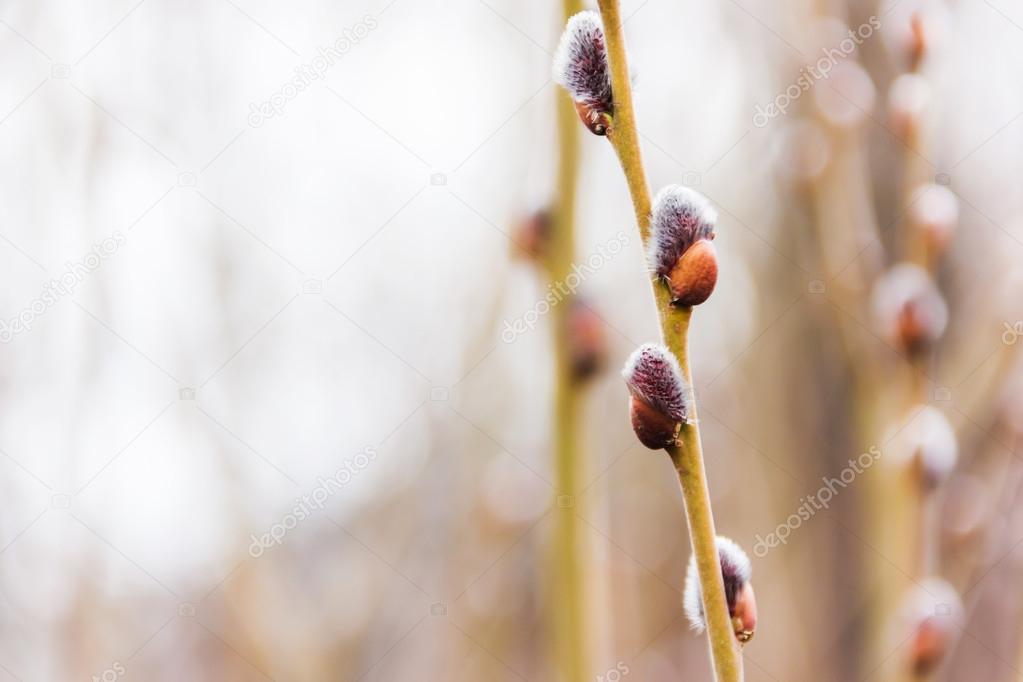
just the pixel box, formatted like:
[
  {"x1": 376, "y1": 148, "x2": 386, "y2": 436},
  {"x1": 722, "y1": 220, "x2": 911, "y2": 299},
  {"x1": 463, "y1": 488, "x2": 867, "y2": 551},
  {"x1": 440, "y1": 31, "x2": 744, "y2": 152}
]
[
  {"x1": 732, "y1": 582, "x2": 757, "y2": 644},
  {"x1": 629, "y1": 395, "x2": 680, "y2": 449},
  {"x1": 668, "y1": 239, "x2": 718, "y2": 307},
  {"x1": 574, "y1": 101, "x2": 610, "y2": 136}
]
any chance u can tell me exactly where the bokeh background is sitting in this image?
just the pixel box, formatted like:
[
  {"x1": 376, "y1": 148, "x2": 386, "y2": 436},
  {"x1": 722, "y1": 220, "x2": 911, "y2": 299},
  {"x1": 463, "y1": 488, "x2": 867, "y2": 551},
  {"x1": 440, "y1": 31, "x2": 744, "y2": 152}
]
[{"x1": 0, "y1": 0, "x2": 1021, "y2": 679}]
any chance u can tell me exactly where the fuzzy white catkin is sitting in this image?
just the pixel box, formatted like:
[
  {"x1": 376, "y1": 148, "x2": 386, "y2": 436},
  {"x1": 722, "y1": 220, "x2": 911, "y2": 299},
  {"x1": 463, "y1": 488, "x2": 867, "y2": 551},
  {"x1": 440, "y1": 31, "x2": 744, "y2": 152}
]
[
  {"x1": 648, "y1": 185, "x2": 717, "y2": 277},
  {"x1": 621, "y1": 343, "x2": 691, "y2": 422},
  {"x1": 552, "y1": 11, "x2": 612, "y2": 111},
  {"x1": 683, "y1": 536, "x2": 752, "y2": 632}
]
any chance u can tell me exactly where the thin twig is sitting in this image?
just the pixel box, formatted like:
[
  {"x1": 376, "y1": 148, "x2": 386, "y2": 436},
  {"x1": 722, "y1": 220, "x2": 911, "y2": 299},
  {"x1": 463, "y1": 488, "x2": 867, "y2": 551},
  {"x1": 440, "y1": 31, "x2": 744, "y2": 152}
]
[
  {"x1": 596, "y1": 1, "x2": 743, "y2": 679},
  {"x1": 550, "y1": 2, "x2": 588, "y2": 680}
]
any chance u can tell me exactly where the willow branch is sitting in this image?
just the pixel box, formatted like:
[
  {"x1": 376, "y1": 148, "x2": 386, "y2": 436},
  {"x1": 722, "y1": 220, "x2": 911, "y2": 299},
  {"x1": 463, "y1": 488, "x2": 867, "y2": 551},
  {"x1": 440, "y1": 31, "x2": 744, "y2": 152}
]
[
  {"x1": 549, "y1": 2, "x2": 588, "y2": 680},
  {"x1": 596, "y1": 2, "x2": 742, "y2": 680}
]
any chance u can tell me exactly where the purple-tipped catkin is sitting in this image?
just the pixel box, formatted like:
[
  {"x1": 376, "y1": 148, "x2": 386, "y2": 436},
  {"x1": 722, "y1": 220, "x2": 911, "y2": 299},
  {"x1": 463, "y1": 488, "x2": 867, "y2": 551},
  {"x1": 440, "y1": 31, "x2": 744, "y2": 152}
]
[
  {"x1": 553, "y1": 11, "x2": 613, "y2": 135},
  {"x1": 684, "y1": 536, "x2": 756, "y2": 642},
  {"x1": 648, "y1": 185, "x2": 717, "y2": 279},
  {"x1": 621, "y1": 343, "x2": 690, "y2": 423}
]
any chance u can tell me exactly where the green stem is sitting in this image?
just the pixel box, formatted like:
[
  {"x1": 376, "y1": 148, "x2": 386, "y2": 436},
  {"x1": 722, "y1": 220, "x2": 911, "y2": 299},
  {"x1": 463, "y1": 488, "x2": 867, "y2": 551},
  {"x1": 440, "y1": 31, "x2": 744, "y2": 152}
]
[
  {"x1": 596, "y1": 2, "x2": 742, "y2": 680},
  {"x1": 550, "y1": 2, "x2": 587, "y2": 680}
]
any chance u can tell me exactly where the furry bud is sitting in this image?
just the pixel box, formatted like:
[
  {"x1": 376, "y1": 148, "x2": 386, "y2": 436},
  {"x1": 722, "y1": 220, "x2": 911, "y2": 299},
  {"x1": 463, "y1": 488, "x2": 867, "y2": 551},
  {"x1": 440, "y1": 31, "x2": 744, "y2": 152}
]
[
  {"x1": 872, "y1": 264, "x2": 947, "y2": 357},
  {"x1": 907, "y1": 12, "x2": 928, "y2": 72},
  {"x1": 648, "y1": 186, "x2": 718, "y2": 306},
  {"x1": 887, "y1": 406, "x2": 958, "y2": 492},
  {"x1": 684, "y1": 536, "x2": 756, "y2": 644},
  {"x1": 553, "y1": 12, "x2": 613, "y2": 135},
  {"x1": 622, "y1": 344, "x2": 690, "y2": 449},
  {"x1": 888, "y1": 74, "x2": 930, "y2": 141},
  {"x1": 565, "y1": 297, "x2": 607, "y2": 383},
  {"x1": 814, "y1": 61, "x2": 876, "y2": 129},
  {"x1": 898, "y1": 578, "x2": 962, "y2": 676},
  {"x1": 909, "y1": 183, "x2": 959, "y2": 258},
  {"x1": 513, "y1": 209, "x2": 552, "y2": 262}
]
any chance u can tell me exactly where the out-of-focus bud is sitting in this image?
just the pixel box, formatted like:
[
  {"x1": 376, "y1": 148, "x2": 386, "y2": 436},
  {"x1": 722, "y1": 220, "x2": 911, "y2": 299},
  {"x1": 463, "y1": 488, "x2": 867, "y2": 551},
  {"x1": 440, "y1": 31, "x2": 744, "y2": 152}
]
[
  {"x1": 886, "y1": 405, "x2": 958, "y2": 492},
  {"x1": 898, "y1": 578, "x2": 962, "y2": 676},
  {"x1": 814, "y1": 61, "x2": 876, "y2": 129},
  {"x1": 648, "y1": 185, "x2": 718, "y2": 306},
  {"x1": 872, "y1": 263, "x2": 948, "y2": 357},
  {"x1": 888, "y1": 74, "x2": 930, "y2": 141},
  {"x1": 884, "y1": 5, "x2": 948, "y2": 73},
  {"x1": 907, "y1": 12, "x2": 928, "y2": 71},
  {"x1": 622, "y1": 343, "x2": 690, "y2": 449},
  {"x1": 941, "y1": 474, "x2": 989, "y2": 546},
  {"x1": 776, "y1": 119, "x2": 832, "y2": 184},
  {"x1": 565, "y1": 297, "x2": 607, "y2": 383},
  {"x1": 512, "y1": 209, "x2": 552, "y2": 262},
  {"x1": 684, "y1": 536, "x2": 756, "y2": 644},
  {"x1": 553, "y1": 11, "x2": 613, "y2": 135},
  {"x1": 908, "y1": 183, "x2": 959, "y2": 259}
]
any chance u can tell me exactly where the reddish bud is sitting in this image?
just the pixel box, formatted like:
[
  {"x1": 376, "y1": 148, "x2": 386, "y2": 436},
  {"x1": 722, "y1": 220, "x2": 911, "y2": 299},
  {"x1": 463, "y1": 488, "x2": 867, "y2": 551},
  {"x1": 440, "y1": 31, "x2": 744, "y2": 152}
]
[
  {"x1": 668, "y1": 239, "x2": 718, "y2": 307},
  {"x1": 565, "y1": 297, "x2": 607, "y2": 383},
  {"x1": 872, "y1": 264, "x2": 947, "y2": 357},
  {"x1": 513, "y1": 210, "x2": 552, "y2": 262},
  {"x1": 684, "y1": 536, "x2": 756, "y2": 644},
  {"x1": 573, "y1": 100, "x2": 611, "y2": 136},
  {"x1": 629, "y1": 395, "x2": 680, "y2": 449},
  {"x1": 899, "y1": 579, "x2": 962, "y2": 676},
  {"x1": 648, "y1": 186, "x2": 718, "y2": 306},
  {"x1": 622, "y1": 344, "x2": 690, "y2": 449},
  {"x1": 732, "y1": 582, "x2": 758, "y2": 644}
]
